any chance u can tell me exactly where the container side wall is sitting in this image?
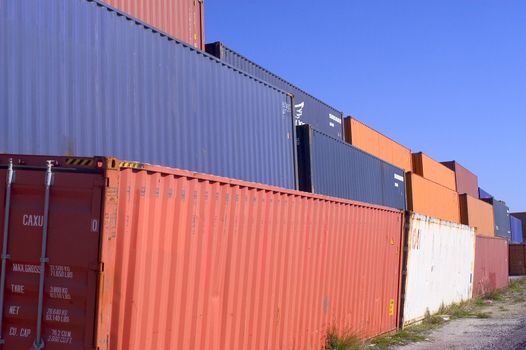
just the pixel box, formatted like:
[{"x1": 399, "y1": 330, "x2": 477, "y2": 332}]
[
  {"x1": 492, "y1": 201, "x2": 512, "y2": 241},
  {"x1": 412, "y1": 153, "x2": 456, "y2": 191},
  {"x1": 0, "y1": 0, "x2": 295, "y2": 189},
  {"x1": 479, "y1": 188, "x2": 493, "y2": 200},
  {"x1": 509, "y1": 244, "x2": 526, "y2": 276},
  {"x1": 405, "y1": 173, "x2": 460, "y2": 223},
  {"x1": 297, "y1": 126, "x2": 406, "y2": 210},
  {"x1": 473, "y1": 236, "x2": 509, "y2": 297},
  {"x1": 512, "y1": 213, "x2": 526, "y2": 242},
  {"x1": 459, "y1": 194, "x2": 495, "y2": 237},
  {"x1": 511, "y1": 216, "x2": 523, "y2": 244},
  {"x1": 344, "y1": 117, "x2": 412, "y2": 171},
  {"x1": 403, "y1": 213, "x2": 475, "y2": 326},
  {"x1": 101, "y1": 166, "x2": 404, "y2": 349},
  {"x1": 102, "y1": 0, "x2": 205, "y2": 49},
  {"x1": 442, "y1": 161, "x2": 479, "y2": 198},
  {"x1": 206, "y1": 42, "x2": 344, "y2": 139}
]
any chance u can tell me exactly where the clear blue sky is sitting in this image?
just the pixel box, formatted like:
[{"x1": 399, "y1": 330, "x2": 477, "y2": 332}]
[{"x1": 205, "y1": 1, "x2": 526, "y2": 211}]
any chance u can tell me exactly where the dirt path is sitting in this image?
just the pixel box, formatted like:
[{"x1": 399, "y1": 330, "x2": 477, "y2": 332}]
[{"x1": 392, "y1": 278, "x2": 526, "y2": 350}]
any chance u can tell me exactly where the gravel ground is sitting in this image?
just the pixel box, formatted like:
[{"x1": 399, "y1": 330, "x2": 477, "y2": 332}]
[{"x1": 393, "y1": 277, "x2": 526, "y2": 350}]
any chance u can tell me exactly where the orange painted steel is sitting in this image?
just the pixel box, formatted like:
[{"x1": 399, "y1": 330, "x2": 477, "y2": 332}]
[
  {"x1": 103, "y1": 0, "x2": 205, "y2": 50},
  {"x1": 0, "y1": 154, "x2": 404, "y2": 350},
  {"x1": 473, "y1": 236, "x2": 509, "y2": 297},
  {"x1": 406, "y1": 172, "x2": 461, "y2": 224},
  {"x1": 412, "y1": 153, "x2": 457, "y2": 191},
  {"x1": 459, "y1": 194, "x2": 495, "y2": 237},
  {"x1": 344, "y1": 117, "x2": 412, "y2": 171}
]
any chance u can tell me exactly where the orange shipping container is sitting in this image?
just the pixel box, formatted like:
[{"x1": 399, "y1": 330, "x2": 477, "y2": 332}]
[
  {"x1": 406, "y1": 172, "x2": 461, "y2": 223},
  {"x1": 103, "y1": 0, "x2": 205, "y2": 50},
  {"x1": 344, "y1": 117, "x2": 412, "y2": 171},
  {"x1": 459, "y1": 194, "x2": 495, "y2": 237},
  {"x1": 412, "y1": 152, "x2": 457, "y2": 191},
  {"x1": 0, "y1": 154, "x2": 404, "y2": 350}
]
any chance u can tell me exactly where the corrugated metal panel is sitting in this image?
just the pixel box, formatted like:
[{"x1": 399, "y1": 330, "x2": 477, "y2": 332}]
[
  {"x1": 511, "y1": 216, "x2": 523, "y2": 244},
  {"x1": 206, "y1": 42, "x2": 344, "y2": 139},
  {"x1": 0, "y1": 0, "x2": 296, "y2": 189},
  {"x1": 512, "y1": 213, "x2": 526, "y2": 242},
  {"x1": 0, "y1": 154, "x2": 404, "y2": 349},
  {"x1": 509, "y1": 244, "x2": 526, "y2": 276},
  {"x1": 442, "y1": 161, "x2": 479, "y2": 198},
  {"x1": 402, "y1": 213, "x2": 475, "y2": 326},
  {"x1": 473, "y1": 236, "x2": 509, "y2": 297},
  {"x1": 102, "y1": 0, "x2": 205, "y2": 49},
  {"x1": 344, "y1": 117, "x2": 412, "y2": 171},
  {"x1": 459, "y1": 194, "x2": 495, "y2": 237},
  {"x1": 482, "y1": 198, "x2": 512, "y2": 240},
  {"x1": 412, "y1": 153, "x2": 457, "y2": 191},
  {"x1": 297, "y1": 125, "x2": 406, "y2": 210},
  {"x1": 406, "y1": 172, "x2": 461, "y2": 223}
]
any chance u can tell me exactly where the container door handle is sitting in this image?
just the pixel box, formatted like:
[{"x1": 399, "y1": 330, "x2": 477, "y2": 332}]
[
  {"x1": 0, "y1": 159, "x2": 15, "y2": 345},
  {"x1": 32, "y1": 161, "x2": 54, "y2": 350}
]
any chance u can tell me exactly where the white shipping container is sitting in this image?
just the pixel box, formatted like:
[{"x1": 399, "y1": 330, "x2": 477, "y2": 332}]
[{"x1": 403, "y1": 213, "x2": 476, "y2": 326}]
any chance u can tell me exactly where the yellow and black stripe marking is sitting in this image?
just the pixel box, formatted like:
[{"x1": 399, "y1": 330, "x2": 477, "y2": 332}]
[
  {"x1": 65, "y1": 158, "x2": 95, "y2": 167},
  {"x1": 120, "y1": 161, "x2": 144, "y2": 169}
]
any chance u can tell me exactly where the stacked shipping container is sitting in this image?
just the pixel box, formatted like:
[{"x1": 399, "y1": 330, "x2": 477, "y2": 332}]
[
  {"x1": 459, "y1": 194, "x2": 495, "y2": 237},
  {"x1": 206, "y1": 42, "x2": 344, "y2": 140},
  {"x1": 511, "y1": 216, "x2": 524, "y2": 244},
  {"x1": 0, "y1": 154, "x2": 404, "y2": 349},
  {"x1": 402, "y1": 213, "x2": 475, "y2": 326},
  {"x1": 512, "y1": 213, "x2": 526, "y2": 242},
  {"x1": 482, "y1": 198, "x2": 512, "y2": 241},
  {"x1": 0, "y1": 0, "x2": 296, "y2": 189},
  {"x1": 296, "y1": 125, "x2": 406, "y2": 210}
]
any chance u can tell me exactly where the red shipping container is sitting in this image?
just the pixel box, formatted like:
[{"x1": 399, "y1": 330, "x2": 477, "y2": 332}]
[
  {"x1": 509, "y1": 244, "x2": 526, "y2": 276},
  {"x1": 441, "y1": 161, "x2": 479, "y2": 198},
  {"x1": 473, "y1": 236, "x2": 509, "y2": 297},
  {"x1": 103, "y1": 0, "x2": 205, "y2": 50},
  {"x1": 0, "y1": 154, "x2": 404, "y2": 349}
]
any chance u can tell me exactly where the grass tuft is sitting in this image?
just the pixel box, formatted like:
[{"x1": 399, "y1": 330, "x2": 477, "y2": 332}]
[{"x1": 324, "y1": 331, "x2": 362, "y2": 350}]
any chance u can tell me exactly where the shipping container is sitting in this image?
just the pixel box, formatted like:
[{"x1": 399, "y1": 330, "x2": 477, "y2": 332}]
[
  {"x1": 472, "y1": 236, "x2": 509, "y2": 297},
  {"x1": 509, "y1": 244, "x2": 526, "y2": 276},
  {"x1": 406, "y1": 173, "x2": 460, "y2": 223},
  {"x1": 402, "y1": 213, "x2": 475, "y2": 326},
  {"x1": 205, "y1": 42, "x2": 344, "y2": 139},
  {"x1": 511, "y1": 213, "x2": 526, "y2": 242},
  {"x1": 102, "y1": 0, "x2": 204, "y2": 49},
  {"x1": 0, "y1": 0, "x2": 296, "y2": 189},
  {"x1": 0, "y1": 154, "x2": 405, "y2": 349},
  {"x1": 297, "y1": 125, "x2": 406, "y2": 210},
  {"x1": 344, "y1": 117, "x2": 412, "y2": 171},
  {"x1": 441, "y1": 161, "x2": 479, "y2": 198},
  {"x1": 478, "y1": 188, "x2": 493, "y2": 200},
  {"x1": 412, "y1": 153, "x2": 456, "y2": 191},
  {"x1": 482, "y1": 198, "x2": 512, "y2": 241},
  {"x1": 511, "y1": 216, "x2": 523, "y2": 244},
  {"x1": 459, "y1": 194, "x2": 495, "y2": 237}
]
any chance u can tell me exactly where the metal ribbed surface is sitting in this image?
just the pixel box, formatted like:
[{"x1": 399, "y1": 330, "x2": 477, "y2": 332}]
[
  {"x1": 509, "y1": 244, "x2": 526, "y2": 276},
  {"x1": 482, "y1": 199, "x2": 512, "y2": 240},
  {"x1": 473, "y1": 236, "x2": 509, "y2": 297},
  {"x1": 442, "y1": 161, "x2": 479, "y2": 198},
  {"x1": 402, "y1": 213, "x2": 475, "y2": 326},
  {"x1": 99, "y1": 163, "x2": 405, "y2": 349},
  {"x1": 206, "y1": 42, "x2": 344, "y2": 139},
  {"x1": 0, "y1": 0, "x2": 295, "y2": 189},
  {"x1": 459, "y1": 194, "x2": 495, "y2": 237},
  {"x1": 102, "y1": 0, "x2": 204, "y2": 49},
  {"x1": 297, "y1": 125, "x2": 406, "y2": 210}
]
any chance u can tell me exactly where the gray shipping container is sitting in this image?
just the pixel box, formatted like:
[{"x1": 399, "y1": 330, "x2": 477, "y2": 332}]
[
  {"x1": 483, "y1": 198, "x2": 512, "y2": 240},
  {"x1": 0, "y1": 0, "x2": 296, "y2": 189},
  {"x1": 206, "y1": 42, "x2": 344, "y2": 140},
  {"x1": 296, "y1": 125, "x2": 406, "y2": 210}
]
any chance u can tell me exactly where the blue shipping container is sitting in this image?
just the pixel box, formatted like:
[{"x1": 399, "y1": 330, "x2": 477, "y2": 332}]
[
  {"x1": 0, "y1": 0, "x2": 296, "y2": 189},
  {"x1": 478, "y1": 187, "x2": 493, "y2": 200},
  {"x1": 483, "y1": 198, "x2": 512, "y2": 240},
  {"x1": 511, "y1": 216, "x2": 523, "y2": 244},
  {"x1": 206, "y1": 42, "x2": 344, "y2": 140},
  {"x1": 296, "y1": 125, "x2": 406, "y2": 210}
]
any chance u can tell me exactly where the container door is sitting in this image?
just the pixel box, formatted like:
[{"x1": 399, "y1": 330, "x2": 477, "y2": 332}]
[{"x1": 0, "y1": 164, "x2": 102, "y2": 349}]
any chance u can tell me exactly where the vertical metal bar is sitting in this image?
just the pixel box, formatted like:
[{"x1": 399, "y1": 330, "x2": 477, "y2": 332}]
[
  {"x1": 32, "y1": 161, "x2": 54, "y2": 350},
  {"x1": 0, "y1": 159, "x2": 15, "y2": 344}
]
